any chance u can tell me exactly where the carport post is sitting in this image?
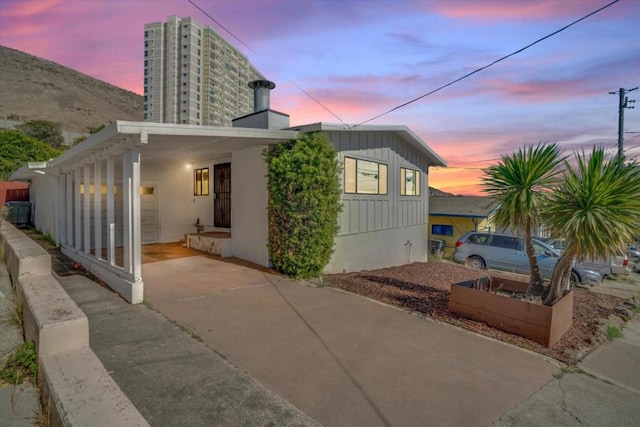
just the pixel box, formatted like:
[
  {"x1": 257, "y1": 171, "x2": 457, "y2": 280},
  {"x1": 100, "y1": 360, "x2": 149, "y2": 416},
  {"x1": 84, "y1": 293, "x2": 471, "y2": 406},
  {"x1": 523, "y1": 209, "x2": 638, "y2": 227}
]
[
  {"x1": 65, "y1": 172, "x2": 73, "y2": 246},
  {"x1": 107, "y1": 155, "x2": 115, "y2": 265},
  {"x1": 83, "y1": 165, "x2": 91, "y2": 254},
  {"x1": 123, "y1": 149, "x2": 132, "y2": 273},
  {"x1": 94, "y1": 159, "x2": 102, "y2": 259},
  {"x1": 73, "y1": 168, "x2": 81, "y2": 251},
  {"x1": 131, "y1": 146, "x2": 142, "y2": 279}
]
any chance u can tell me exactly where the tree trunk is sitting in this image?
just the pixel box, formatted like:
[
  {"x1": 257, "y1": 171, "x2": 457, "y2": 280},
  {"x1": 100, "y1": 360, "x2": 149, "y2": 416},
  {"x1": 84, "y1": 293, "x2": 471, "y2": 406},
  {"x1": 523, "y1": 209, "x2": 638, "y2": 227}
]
[
  {"x1": 524, "y1": 220, "x2": 544, "y2": 296},
  {"x1": 543, "y1": 245, "x2": 577, "y2": 306}
]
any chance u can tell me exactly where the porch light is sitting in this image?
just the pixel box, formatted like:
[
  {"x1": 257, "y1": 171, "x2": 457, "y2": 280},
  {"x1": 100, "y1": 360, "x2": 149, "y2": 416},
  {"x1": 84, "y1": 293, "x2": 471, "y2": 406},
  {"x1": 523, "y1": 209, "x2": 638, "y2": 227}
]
[{"x1": 186, "y1": 162, "x2": 193, "y2": 169}]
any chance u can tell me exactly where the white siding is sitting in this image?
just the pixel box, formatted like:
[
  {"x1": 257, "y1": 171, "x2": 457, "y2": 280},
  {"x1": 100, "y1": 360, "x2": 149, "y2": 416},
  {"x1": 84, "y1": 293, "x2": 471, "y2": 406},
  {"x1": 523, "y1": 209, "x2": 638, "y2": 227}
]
[
  {"x1": 231, "y1": 145, "x2": 270, "y2": 266},
  {"x1": 328, "y1": 130, "x2": 429, "y2": 236}
]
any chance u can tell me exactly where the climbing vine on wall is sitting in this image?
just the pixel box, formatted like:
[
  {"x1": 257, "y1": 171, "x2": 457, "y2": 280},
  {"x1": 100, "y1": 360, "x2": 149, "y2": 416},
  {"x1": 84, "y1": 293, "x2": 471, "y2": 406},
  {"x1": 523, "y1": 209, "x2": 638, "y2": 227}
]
[{"x1": 265, "y1": 132, "x2": 342, "y2": 279}]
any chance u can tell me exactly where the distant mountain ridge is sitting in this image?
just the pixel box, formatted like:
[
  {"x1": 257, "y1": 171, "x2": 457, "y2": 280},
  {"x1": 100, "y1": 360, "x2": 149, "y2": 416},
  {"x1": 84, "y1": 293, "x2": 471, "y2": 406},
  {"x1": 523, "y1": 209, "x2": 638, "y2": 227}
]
[{"x1": 0, "y1": 45, "x2": 142, "y2": 133}]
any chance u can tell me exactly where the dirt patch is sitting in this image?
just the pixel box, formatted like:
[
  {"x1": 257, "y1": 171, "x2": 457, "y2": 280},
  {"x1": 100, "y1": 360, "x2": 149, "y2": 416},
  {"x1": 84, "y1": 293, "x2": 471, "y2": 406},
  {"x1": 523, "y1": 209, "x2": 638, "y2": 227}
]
[{"x1": 325, "y1": 261, "x2": 637, "y2": 364}]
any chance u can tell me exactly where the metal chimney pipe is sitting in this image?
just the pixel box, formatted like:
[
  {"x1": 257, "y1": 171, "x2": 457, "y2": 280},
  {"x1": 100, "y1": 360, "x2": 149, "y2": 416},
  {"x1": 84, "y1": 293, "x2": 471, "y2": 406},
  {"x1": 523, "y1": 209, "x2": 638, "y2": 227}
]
[{"x1": 248, "y1": 80, "x2": 276, "y2": 112}]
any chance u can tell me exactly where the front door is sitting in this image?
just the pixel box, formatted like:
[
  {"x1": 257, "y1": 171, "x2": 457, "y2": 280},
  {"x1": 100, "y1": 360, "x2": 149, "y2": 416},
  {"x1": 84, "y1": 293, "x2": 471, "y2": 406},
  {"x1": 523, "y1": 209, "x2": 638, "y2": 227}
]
[{"x1": 214, "y1": 163, "x2": 231, "y2": 228}]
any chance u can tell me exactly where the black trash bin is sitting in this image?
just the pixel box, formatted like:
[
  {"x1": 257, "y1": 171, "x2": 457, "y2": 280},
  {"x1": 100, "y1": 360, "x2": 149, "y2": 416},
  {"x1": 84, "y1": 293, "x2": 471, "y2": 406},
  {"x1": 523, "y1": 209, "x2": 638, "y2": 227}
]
[{"x1": 4, "y1": 201, "x2": 31, "y2": 227}]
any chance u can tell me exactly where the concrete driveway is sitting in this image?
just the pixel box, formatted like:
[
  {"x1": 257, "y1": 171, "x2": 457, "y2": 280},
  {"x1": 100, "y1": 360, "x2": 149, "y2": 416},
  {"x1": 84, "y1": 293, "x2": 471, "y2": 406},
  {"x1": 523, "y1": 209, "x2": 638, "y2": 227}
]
[{"x1": 143, "y1": 256, "x2": 560, "y2": 426}]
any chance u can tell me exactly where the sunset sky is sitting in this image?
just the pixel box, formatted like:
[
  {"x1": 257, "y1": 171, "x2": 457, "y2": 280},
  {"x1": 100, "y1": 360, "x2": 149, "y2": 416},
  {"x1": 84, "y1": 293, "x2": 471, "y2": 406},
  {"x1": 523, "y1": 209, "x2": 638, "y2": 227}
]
[{"x1": 1, "y1": 0, "x2": 638, "y2": 195}]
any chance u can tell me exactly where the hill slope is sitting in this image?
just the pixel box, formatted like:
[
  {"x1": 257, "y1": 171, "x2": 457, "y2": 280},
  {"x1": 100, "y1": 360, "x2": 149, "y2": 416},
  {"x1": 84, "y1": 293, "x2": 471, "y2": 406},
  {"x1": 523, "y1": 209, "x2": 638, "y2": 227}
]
[{"x1": 0, "y1": 45, "x2": 142, "y2": 133}]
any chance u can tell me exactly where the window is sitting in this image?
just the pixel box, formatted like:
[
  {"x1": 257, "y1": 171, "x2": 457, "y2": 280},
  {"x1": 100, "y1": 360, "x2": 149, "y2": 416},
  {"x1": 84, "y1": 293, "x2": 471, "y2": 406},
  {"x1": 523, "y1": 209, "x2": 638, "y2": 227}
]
[
  {"x1": 194, "y1": 168, "x2": 209, "y2": 196},
  {"x1": 489, "y1": 235, "x2": 521, "y2": 250},
  {"x1": 344, "y1": 157, "x2": 387, "y2": 195},
  {"x1": 400, "y1": 167, "x2": 420, "y2": 196},
  {"x1": 431, "y1": 225, "x2": 453, "y2": 236}
]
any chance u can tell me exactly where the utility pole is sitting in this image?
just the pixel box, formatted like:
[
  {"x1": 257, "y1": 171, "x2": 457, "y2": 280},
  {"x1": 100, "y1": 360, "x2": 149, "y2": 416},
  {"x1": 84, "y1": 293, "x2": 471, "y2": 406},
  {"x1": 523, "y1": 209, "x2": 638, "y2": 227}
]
[{"x1": 609, "y1": 87, "x2": 637, "y2": 158}]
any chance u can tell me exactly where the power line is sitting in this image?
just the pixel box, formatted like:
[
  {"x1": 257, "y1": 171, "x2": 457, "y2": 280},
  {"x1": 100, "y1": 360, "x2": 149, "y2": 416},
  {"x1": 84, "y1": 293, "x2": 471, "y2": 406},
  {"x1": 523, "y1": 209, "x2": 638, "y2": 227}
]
[
  {"x1": 354, "y1": 0, "x2": 622, "y2": 127},
  {"x1": 186, "y1": 0, "x2": 347, "y2": 124},
  {"x1": 186, "y1": 0, "x2": 256, "y2": 54}
]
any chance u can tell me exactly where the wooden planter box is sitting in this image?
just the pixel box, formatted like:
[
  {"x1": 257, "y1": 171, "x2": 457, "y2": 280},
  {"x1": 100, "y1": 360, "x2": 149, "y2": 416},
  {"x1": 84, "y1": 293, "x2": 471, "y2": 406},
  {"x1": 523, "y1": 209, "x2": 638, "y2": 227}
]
[{"x1": 449, "y1": 277, "x2": 573, "y2": 347}]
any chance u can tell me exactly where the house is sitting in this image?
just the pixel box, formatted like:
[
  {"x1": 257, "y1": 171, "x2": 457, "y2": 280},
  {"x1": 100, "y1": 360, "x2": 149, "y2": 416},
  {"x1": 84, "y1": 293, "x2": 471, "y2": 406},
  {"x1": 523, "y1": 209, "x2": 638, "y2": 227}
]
[
  {"x1": 10, "y1": 81, "x2": 446, "y2": 303},
  {"x1": 428, "y1": 196, "x2": 495, "y2": 257}
]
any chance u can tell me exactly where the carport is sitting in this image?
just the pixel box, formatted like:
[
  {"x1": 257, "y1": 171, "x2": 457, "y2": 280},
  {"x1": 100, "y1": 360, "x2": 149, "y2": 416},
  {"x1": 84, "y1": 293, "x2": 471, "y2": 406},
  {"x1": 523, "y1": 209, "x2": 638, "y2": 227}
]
[{"x1": 11, "y1": 121, "x2": 297, "y2": 303}]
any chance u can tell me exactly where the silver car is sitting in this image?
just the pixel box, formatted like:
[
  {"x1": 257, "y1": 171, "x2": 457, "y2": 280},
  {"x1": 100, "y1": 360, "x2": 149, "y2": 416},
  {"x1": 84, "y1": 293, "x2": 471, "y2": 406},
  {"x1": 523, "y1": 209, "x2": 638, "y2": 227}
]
[
  {"x1": 546, "y1": 238, "x2": 630, "y2": 276},
  {"x1": 453, "y1": 232, "x2": 602, "y2": 286}
]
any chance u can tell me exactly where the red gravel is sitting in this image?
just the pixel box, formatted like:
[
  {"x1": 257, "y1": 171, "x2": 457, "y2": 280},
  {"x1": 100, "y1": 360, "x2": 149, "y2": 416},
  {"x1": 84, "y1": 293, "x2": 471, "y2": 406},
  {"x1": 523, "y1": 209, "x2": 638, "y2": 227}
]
[{"x1": 325, "y1": 261, "x2": 629, "y2": 363}]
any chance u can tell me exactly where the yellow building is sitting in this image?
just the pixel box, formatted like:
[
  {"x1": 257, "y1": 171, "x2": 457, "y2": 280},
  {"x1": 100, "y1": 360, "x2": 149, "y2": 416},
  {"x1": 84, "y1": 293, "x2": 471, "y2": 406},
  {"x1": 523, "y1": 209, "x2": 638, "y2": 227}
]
[{"x1": 429, "y1": 196, "x2": 495, "y2": 258}]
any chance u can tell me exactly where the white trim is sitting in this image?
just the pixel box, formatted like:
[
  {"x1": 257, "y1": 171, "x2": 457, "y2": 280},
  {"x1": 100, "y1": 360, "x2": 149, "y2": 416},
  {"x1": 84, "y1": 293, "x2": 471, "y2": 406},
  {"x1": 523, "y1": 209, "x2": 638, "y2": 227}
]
[{"x1": 61, "y1": 245, "x2": 143, "y2": 304}]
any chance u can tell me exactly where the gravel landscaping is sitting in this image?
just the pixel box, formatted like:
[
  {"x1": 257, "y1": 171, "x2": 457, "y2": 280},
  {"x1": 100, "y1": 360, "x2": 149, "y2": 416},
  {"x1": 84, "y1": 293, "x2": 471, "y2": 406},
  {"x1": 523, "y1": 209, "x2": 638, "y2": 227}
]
[{"x1": 325, "y1": 261, "x2": 638, "y2": 363}]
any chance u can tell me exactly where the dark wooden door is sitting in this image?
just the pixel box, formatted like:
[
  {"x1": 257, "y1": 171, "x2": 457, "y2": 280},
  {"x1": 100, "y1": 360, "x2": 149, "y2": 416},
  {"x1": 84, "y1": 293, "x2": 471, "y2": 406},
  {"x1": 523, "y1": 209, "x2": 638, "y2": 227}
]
[{"x1": 214, "y1": 163, "x2": 231, "y2": 228}]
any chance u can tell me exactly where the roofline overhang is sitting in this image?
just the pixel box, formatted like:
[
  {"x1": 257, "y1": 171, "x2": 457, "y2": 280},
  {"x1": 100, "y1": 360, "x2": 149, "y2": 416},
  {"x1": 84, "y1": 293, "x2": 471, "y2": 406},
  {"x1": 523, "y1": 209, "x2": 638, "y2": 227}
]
[
  {"x1": 290, "y1": 122, "x2": 448, "y2": 167},
  {"x1": 9, "y1": 121, "x2": 301, "y2": 178},
  {"x1": 429, "y1": 213, "x2": 490, "y2": 218}
]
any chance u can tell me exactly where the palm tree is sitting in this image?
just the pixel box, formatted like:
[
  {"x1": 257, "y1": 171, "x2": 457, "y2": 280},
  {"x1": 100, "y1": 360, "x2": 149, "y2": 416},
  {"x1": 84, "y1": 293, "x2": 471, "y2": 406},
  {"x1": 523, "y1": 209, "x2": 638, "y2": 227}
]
[
  {"x1": 482, "y1": 143, "x2": 564, "y2": 295},
  {"x1": 542, "y1": 148, "x2": 640, "y2": 306}
]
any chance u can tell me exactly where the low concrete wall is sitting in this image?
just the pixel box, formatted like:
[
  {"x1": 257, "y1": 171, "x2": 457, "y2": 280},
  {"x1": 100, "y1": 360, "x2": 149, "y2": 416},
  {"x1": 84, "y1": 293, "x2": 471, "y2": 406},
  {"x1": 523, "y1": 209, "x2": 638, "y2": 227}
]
[{"x1": 0, "y1": 220, "x2": 148, "y2": 426}]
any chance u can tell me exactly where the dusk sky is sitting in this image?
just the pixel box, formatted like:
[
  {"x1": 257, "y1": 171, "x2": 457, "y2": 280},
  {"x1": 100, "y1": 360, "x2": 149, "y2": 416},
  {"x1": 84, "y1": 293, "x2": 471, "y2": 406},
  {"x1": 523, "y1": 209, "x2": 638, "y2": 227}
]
[{"x1": 1, "y1": 0, "x2": 638, "y2": 195}]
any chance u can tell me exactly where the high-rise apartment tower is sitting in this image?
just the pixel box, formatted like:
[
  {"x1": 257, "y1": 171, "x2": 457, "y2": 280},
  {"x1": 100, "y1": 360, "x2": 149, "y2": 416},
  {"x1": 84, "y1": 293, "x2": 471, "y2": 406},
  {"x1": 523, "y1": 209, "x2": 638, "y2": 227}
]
[{"x1": 143, "y1": 15, "x2": 264, "y2": 126}]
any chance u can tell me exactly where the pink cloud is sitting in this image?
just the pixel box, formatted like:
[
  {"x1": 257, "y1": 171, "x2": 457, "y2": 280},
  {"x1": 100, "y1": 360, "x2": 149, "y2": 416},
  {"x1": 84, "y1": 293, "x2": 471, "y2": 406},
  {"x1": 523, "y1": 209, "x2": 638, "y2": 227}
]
[
  {"x1": 470, "y1": 71, "x2": 614, "y2": 104},
  {"x1": 1, "y1": 0, "x2": 66, "y2": 18},
  {"x1": 427, "y1": 0, "x2": 627, "y2": 21}
]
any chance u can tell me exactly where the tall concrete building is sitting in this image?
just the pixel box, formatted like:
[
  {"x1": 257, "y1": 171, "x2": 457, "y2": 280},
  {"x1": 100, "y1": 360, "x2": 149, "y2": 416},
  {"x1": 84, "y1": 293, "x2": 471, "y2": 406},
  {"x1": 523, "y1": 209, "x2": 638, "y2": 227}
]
[{"x1": 143, "y1": 15, "x2": 264, "y2": 126}]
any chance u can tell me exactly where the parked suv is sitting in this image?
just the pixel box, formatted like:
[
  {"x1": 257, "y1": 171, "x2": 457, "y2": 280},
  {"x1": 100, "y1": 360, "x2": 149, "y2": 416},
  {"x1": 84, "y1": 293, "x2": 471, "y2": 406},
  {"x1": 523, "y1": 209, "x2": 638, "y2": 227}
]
[{"x1": 453, "y1": 232, "x2": 602, "y2": 285}]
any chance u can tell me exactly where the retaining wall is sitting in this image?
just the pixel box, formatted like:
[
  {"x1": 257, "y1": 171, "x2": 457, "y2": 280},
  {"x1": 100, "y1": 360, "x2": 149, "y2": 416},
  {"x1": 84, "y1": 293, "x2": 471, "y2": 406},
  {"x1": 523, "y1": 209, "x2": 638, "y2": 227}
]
[{"x1": 0, "y1": 220, "x2": 148, "y2": 426}]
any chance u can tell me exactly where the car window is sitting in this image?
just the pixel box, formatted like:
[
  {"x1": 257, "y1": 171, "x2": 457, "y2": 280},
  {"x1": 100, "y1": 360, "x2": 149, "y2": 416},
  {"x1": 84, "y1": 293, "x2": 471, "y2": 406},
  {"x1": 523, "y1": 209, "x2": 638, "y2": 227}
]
[
  {"x1": 548, "y1": 239, "x2": 567, "y2": 251},
  {"x1": 532, "y1": 241, "x2": 551, "y2": 256},
  {"x1": 467, "y1": 234, "x2": 489, "y2": 244},
  {"x1": 489, "y1": 235, "x2": 521, "y2": 250}
]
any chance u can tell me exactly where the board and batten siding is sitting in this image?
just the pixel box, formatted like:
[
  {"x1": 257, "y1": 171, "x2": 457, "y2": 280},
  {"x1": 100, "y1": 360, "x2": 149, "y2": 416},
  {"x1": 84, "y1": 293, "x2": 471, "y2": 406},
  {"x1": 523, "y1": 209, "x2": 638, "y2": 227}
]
[{"x1": 328, "y1": 130, "x2": 429, "y2": 236}]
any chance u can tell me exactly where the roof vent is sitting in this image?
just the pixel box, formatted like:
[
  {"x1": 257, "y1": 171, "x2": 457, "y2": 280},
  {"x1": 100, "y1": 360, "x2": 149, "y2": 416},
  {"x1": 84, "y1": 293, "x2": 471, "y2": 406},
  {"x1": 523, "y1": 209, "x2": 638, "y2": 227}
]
[{"x1": 249, "y1": 80, "x2": 276, "y2": 112}]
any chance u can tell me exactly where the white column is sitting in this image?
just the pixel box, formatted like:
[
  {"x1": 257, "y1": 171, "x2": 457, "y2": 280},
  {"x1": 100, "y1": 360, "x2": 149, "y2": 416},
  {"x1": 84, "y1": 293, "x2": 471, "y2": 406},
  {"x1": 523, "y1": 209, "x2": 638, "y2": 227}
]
[
  {"x1": 83, "y1": 165, "x2": 91, "y2": 254},
  {"x1": 74, "y1": 168, "x2": 81, "y2": 251},
  {"x1": 65, "y1": 173, "x2": 73, "y2": 246},
  {"x1": 94, "y1": 159, "x2": 102, "y2": 259},
  {"x1": 122, "y1": 149, "x2": 132, "y2": 273},
  {"x1": 64, "y1": 173, "x2": 72, "y2": 246},
  {"x1": 106, "y1": 155, "x2": 115, "y2": 265},
  {"x1": 131, "y1": 146, "x2": 142, "y2": 280}
]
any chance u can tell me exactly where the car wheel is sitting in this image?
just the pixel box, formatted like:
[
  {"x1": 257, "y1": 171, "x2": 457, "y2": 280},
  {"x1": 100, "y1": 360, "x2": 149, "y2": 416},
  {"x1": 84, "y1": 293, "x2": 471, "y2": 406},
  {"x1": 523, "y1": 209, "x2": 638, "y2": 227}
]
[
  {"x1": 468, "y1": 256, "x2": 485, "y2": 269},
  {"x1": 570, "y1": 270, "x2": 580, "y2": 288}
]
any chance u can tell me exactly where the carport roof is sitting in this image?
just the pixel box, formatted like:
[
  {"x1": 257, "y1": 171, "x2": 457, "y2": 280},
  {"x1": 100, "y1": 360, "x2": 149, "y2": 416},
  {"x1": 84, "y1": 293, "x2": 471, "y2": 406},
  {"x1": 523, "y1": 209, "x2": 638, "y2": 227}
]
[{"x1": 10, "y1": 121, "x2": 300, "y2": 179}]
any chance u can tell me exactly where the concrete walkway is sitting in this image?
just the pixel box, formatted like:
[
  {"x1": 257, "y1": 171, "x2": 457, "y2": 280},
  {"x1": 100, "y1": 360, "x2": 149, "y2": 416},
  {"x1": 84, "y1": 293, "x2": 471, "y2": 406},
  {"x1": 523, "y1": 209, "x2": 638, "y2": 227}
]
[
  {"x1": 142, "y1": 256, "x2": 561, "y2": 426},
  {"x1": 55, "y1": 271, "x2": 318, "y2": 426},
  {"x1": 494, "y1": 316, "x2": 640, "y2": 426}
]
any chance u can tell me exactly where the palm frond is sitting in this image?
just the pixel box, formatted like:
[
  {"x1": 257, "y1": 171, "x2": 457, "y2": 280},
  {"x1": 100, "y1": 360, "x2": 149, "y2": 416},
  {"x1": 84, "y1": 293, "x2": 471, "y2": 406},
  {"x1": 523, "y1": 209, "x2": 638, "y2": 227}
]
[{"x1": 544, "y1": 148, "x2": 640, "y2": 260}]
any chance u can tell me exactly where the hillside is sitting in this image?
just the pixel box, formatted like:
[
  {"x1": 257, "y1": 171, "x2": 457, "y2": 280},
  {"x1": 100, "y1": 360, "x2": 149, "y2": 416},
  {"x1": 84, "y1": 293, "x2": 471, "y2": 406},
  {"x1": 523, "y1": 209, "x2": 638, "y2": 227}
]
[{"x1": 0, "y1": 45, "x2": 142, "y2": 133}]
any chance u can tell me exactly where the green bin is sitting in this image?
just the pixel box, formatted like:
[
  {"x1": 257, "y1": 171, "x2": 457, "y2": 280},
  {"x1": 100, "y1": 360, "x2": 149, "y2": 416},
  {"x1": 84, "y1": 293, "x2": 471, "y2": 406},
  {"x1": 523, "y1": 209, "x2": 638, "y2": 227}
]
[{"x1": 4, "y1": 201, "x2": 31, "y2": 227}]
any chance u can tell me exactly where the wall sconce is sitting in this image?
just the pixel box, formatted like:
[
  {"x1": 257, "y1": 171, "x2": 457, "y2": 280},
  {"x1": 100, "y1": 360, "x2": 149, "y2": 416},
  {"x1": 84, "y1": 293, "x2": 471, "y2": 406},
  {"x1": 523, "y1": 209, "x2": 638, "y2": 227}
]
[{"x1": 185, "y1": 162, "x2": 193, "y2": 169}]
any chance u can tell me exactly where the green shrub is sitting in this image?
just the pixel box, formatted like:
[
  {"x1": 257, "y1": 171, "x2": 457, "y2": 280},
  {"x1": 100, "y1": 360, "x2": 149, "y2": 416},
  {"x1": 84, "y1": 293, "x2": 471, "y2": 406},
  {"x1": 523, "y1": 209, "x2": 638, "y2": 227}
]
[
  {"x1": 265, "y1": 132, "x2": 342, "y2": 279},
  {"x1": 15, "y1": 119, "x2": 65, "y2": 148},
  {"x1": 0, "y1": 129, "x2": 62, "y2": 180}
]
